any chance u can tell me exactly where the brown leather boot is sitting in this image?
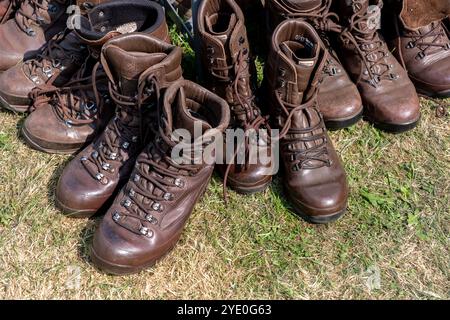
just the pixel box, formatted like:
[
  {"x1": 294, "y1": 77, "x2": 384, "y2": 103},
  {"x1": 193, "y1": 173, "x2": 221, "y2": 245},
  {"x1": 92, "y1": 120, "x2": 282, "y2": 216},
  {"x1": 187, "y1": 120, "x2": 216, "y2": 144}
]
[
  {"x1": 337, "y1": 0, "x2": 420, "y2": 133},
  {"x1": 91, "y1": 79, "x2": 230, "y2": 275},
  {"x1": 21, "y1": 0, "x2": 169, "y2": 154},
  {"x1": 385, "y1": 0, "x2": 450, "y2": 98},
  {"x1": 0, "y1": 30, "x2": 87, "y2": 113},
  {"x1": 265, "y1": 20, "x2": 348, "y2": 224},
  {"x1": 266, "y1": 0, "x2": 363, "y2": 129},
  {"x1": 197, "y1": 0, "x2": 273, "y2": 195},
  {"x1": 0, "y1": 0, "x2": 69, "y2": 72},
  {"x1": 55, "y1": 33, "x2": 183, "y2": 218},
  {"x1": 0, "y1": 0, "x2": 18, "y2": 24}
]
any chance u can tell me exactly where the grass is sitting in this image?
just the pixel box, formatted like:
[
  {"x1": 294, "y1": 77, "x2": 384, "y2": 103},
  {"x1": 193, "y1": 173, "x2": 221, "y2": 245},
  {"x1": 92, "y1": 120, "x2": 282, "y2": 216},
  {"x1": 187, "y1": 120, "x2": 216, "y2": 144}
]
[{"x1": 0, "y1": 24, "x2": 449, "y2": 300}]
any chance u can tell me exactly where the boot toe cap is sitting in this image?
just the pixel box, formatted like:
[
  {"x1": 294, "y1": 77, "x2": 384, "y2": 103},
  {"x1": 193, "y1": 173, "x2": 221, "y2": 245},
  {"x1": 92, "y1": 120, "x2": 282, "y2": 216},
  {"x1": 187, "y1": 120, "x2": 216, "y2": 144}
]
[
  {"x1": 55, "y1": 158, "x2": 111, "y2": 217},
  {"x1": 319, "y1": 83, "x2": 363, "y2": 122}
]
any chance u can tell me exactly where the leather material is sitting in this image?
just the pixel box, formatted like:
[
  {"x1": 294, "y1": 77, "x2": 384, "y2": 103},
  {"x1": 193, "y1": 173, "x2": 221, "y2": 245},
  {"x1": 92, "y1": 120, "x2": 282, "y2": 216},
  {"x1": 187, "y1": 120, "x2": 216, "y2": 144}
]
[
  {"x1": 265, "y1": 19, "x2": 348, "y2": 223},
  {"x1": 0, "y1": 0, "x2": 17, "y2": 24},
  {"x1": 55, "y1": 33, "x2": 183, "y2": 217},
  {"x1": 91, "y1": 80, "x2": 230, "y2": 275},
  {"x1": 22, "y1": 0, "x2": 170, "y2": 154},
  {"x1": 338, "y1": 0, "x2": 420, "y2": 130},
  {"x1": 197, "y1": 0, "x2": 273, "y2": 194},
  {"x1": 385, "y1": 0, "x2": 450, "y2": 97},
  {"x1": 0, "y1": 0, "x2": 69, "y2": 72},
  {"x1": 267, "y1": 0, "x2": 363, "y2": 127},
  {"x1": 0, "y1": 31, "x2": 87, "y2": 112}
]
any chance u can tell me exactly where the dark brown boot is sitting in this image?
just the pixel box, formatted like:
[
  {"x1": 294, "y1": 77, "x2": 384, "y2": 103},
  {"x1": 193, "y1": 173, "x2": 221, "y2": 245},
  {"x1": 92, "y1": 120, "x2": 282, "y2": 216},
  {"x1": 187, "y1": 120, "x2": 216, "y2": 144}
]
[
  {"x1": 338, "y1": 0, "x2": 420, "y2": 133},
  {"x1": 0, "y1": 0, "x2": 18, "y2": 24},
  {"x1": 21, "y1": 0, "x2": 169, "y2": 154},
  {"x1": 265, "y1": 19, "x2": 348, "y2": 224},
  {"x1": 266, "y1": 0, "x2": 363, "y2": 129},
  {"x1": 91, "y1": 79, "x2": 230, "y2": 275},
  {"x1": 197, "y1": 0, "x2": 273, "y2": 195},
  {"x1": 55, "y1": 33, "x2": 183, "y2": 218},
  {"x1": 0, "y1": 0, "x2": 69, "y2": 72},
  {"x1": 385, "y1": 0, "x2": 450, "y2": 98},
  {"x1": 0, "y1": 30, "x2": 87, "y2": 113}
]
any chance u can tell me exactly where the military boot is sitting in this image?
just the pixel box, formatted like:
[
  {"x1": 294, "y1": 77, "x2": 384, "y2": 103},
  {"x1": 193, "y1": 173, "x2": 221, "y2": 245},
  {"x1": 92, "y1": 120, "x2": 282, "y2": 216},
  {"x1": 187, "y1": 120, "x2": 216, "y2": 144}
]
[
  {"x1": 337, "y1": 0, "x2": 420, "y2": 133},
  {"x1": 0, "y1": 0, "x2": 70, "y2": 72},
  {"x1": 0, "y1": 0, "x2": 117, "y2": 113},
  {"x1": 0, "y1": 0, "x2": 18, "y2": 24},
  {"x1": 55, "y1": 33, "x2": 183, "y2": 218},
  {"x1": 197, "y1": 0, "x2": 273, "y2": 195},
  {"x1": 265, "y1": 20, "x2": 348, "y2": 224},
  {"x1": 91, "y1": 79, "x2": 230, "y2": 275},
  {"x1": 384, "y1": 0, "x2": 450, "y2": 98},
  {"x1": 266, "y1": 0, "x2": 363, "y2": 129},
  {"x1": 21, "y1": 0, "x2": 169, "y2": 154}
]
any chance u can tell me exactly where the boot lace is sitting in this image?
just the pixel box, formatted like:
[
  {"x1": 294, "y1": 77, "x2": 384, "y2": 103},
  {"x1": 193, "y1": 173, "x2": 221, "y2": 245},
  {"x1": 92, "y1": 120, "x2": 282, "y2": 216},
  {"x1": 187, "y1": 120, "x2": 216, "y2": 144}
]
[
  {"x1": 405, "y1": 21, "x2": 450, "y2": 59},
  {"x1": 30, "y1": 60, "x2": 105, "y2": 125},
  {"x1": 341, "y1": 1, "x2": 398, "y2": 87},
  {"x1": 111, "y1": 110, "x2": 202, "y2": 238},
  {"x1": 0, "y1": 0, "x2": 16, "y2": 23},
  {"x1": 80, "y1": 75, "x2": 161, "y2": 185},
  {"x1": 15, "y1": 0, "x2": 62, "y2": 36},
  {"x1": 23, "y1": 32, "x2": 83, "y2": 84}
]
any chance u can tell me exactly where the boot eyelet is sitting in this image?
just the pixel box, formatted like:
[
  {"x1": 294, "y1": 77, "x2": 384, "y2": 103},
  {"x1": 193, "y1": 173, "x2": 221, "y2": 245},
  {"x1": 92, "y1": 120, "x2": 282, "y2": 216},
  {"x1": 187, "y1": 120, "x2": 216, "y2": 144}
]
[
  {"x1": 416, "y1": 52, "x2": 425, "y2": 59},
  {"x1": 146, "y1": 214, "x2": 158, "y2": 224},
  {"x1": 174, "y1": 178, "x2": 185, "y2": 188},
  {"x1": 52, "y1": 59, "x2": 61, "y2": 68},
  {"x1": 406, "y1": 41, "x2": 415, "y2": 49},
  {"x1": 239, "y1": 36, "x2": 245, "y2": 45},
  {"x1": 112, "y1": 212, "x2": 121, "y2": 222},
  {"x1": 133, "y1": 174, "x2": 141, "y2": 182},
  {"x1": 122, "y1": 142, "x2": 130, "y2": 149},
  {"x1": 122, "y1": 199, "x2": 131, "y2": 208},
  {"x1": 129, "y1": 189, "x2": 135, "y2": 197},
  {"x1": 207, "y1": 46, "x2": 214, "y2": 55},
  {"x1": 48, "y1": 4, "x2": 58, "y2": 13},
  {"x1": 278, "y1": 68, "x2": 286, "y2": 76},
  {"x1": 242, "y1": 48, "x2": 248, "y2": 55},
  {"x1": 163, "y1": 192, "x2": 173, "y2": 201},
  {"x1": 139, "y1": 226, "x2": 153, "y2": 238},
  {"x1": 98, "y1": 11, "x2": 104, "y2": 18},
  {"x1": 65, "y1": 120, "x2": 73, "y2": 128},
  {"x1": 152, "y1": 202, "x2": 162, "y2": 211}
]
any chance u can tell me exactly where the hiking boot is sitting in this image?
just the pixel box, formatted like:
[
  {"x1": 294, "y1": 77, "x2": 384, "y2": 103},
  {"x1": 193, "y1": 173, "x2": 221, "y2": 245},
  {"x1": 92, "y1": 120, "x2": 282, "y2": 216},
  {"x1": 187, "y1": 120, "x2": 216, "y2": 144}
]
[
  {"x1": 337, "y1": 0, "x2": 420, "y2": 133},
  {"x1": 91, "y1": 79, "x2": 230, "y2": 275},
  {"x1": 0, "y1": 30, "x2": 87, "y2": 113},
  {"x1": 55, "y1": 33, "x2": 183, "y2": 218},
  {"x1": 265, "y1": 19, "x2": 348, "y2": 224},
  {"x1": 0, "y1": 0, "x2": 69, "y2": 72},
  {"x1": 197, "y1": 0, "x2": 273, "y2": 195},
  {"x1": 21, "y1": 0, "x2": 170, "y2": 153},
  {"x1": 266, "y1": 0, "x2": 363, "y2": 129},
  {"x1": 385, "y1": 0, "x2": 450, "y2": 98}
]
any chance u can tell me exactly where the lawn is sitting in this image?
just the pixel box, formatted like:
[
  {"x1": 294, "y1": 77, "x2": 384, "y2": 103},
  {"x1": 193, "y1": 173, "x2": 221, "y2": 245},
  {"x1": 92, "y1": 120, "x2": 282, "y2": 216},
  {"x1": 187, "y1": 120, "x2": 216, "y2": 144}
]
[{"x1": 0, "y1": 24, "x2": 448, "y2": 300}]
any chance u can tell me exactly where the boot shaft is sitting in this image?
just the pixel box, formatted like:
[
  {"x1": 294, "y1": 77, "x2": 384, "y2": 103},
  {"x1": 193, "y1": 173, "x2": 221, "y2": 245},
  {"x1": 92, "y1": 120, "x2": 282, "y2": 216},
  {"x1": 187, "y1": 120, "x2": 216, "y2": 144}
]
[{"x1": 197, "y1": 0, "x2": 253, "y2": 106}]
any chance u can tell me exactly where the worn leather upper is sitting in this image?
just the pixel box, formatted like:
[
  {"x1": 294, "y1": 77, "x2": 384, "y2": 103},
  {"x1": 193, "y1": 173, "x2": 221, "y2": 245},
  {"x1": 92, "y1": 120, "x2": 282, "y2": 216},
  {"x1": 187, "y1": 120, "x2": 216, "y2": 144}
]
[
  {"x1": 92, "y1": 80, "x2": 230, "y2": 274},
  {"x1": 266, "y1": 19, "x2": 348, "y2": 220},
  {"x1": 338, "y1": 0, "x2": 420, "y2": 127},
  {"x1": 0, "y1": 0, "x2": 69, "y2": 71},
  {"x1": 55, "y1": 33, "x2": 182, "y2": 216}
]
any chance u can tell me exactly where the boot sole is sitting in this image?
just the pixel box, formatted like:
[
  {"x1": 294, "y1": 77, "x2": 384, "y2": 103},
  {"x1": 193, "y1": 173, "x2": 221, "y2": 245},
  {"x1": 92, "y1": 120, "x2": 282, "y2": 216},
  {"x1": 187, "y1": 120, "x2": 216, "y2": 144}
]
[
  {"x1": 21, "y1": 126, "x2": 82, "y2": 155},
  {"x1": 0, "y1": 93, "x2": 29, "y2": 113},
  {"x1": 55, "y1": 197, "x2": 98, "y2": 219},
  {"x1": 416, "y1": 88, "x2": 450, "y2": 99},
  {"x1": 284, "y1": 185, "x2": 346, "y2": 224},
  {"x1": 325, "y1": 109, "x2": 363, "y2": 131},
  {"x1": 365, "y1": 115, "x2": 420, "y2": 134},
  {"x1": 228, "y1": 177, "x2": 272, "y2": 195},
  {"x1": 91, "y1": 234, "x2": 181, "y2": 276}
]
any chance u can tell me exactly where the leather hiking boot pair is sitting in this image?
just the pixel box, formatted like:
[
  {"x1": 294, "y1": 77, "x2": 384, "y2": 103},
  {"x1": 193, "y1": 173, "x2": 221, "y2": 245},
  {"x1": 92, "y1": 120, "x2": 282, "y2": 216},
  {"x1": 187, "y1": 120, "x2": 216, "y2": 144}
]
[
  {"x1": 384, "y1": 0, "x2": 450, "y2": 98},
  {"x1": 91, "y1": 78, "x2": 230, "y2": 275},
  {"x1": 266, "y1": 0, "x2": 363, "y2": 129},
  {"x1": 197, "y1": 0, "x2": 274, "y2": 196},
  {"x1": 0, "y1": 0, "x2": 69, "y2": 73},
  {"x1": 266, "y1": 19, "x2": 349, "y2": 224},
  {"x1": 0, "y1": 0, "x2": 18, "y2": 24},
  {"x1": 21, "y1": 0, "x2": 169, "y2": 154},
  {"x1": 55, "y1": 33, "x2": 183, "y2": 218},
  {"x1": 337, "y1": 0, "x2": 421, "y2": 133}
]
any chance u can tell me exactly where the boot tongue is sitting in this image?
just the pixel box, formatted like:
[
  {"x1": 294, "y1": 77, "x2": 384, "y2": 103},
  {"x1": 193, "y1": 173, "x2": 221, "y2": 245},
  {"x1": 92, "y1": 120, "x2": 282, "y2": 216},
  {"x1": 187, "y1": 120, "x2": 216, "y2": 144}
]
[
  {"x1": 205, "y1": 12, "x2": 237, "y2": 45},
  {"x1": 281, "y1": 0, "x2": 322, "y2": 11},
  {"x1": 172, "y1": 88, "x2": 211, "y2": 140},
  {"x1": 355, "y1": 3, "x2": 382, "y2": 36},
  {"x1": 104, "y1": 46, "x2": 166, "y2": 96},
  {"x1": 280, "y1": 40, "x2": 318, "y2": 103}
]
